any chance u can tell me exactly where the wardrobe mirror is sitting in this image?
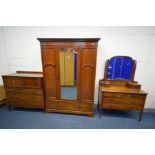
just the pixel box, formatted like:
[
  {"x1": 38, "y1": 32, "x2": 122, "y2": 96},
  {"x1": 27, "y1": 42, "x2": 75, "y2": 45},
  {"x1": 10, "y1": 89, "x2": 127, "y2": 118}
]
[
  {"x1": 59, "y1": 48, "x2": 77, "y2": 99},
  {"x1": 107, "y1": 56, "x2": 134, "y2": 80}
]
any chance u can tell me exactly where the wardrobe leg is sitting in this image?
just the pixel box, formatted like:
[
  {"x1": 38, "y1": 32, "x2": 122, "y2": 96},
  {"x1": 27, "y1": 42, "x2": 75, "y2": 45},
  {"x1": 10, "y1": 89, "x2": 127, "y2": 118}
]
[
  {"x1": 139, "y1": 110, "x2": 143, "y2": 122},
  {"x1": 44, "y1": 108, "x2": 48, "y2": 113},
  {"x1": 43, "y1": 108, "x2": 46, "y2": 113}
]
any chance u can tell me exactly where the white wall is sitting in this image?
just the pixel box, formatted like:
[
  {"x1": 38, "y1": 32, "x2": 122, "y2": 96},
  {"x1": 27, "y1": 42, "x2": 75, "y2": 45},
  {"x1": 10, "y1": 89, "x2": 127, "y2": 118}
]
[
  {"x1": 0, "y1": 26, "x2": 155, "y2": 108},
  {"x1": 0, "y1": 27, "x2": 10, "y2": 82}
]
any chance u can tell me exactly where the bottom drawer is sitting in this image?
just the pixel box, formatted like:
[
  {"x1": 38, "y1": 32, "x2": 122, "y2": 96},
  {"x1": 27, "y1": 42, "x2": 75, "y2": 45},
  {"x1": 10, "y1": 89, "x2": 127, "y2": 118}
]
[
  {"x1": 46, "y1": 100, "x2": 80, "y2": 111},
  {"x1": 101, "y1": 93, "x2": 146, "y2": 111},
  {"x1": 80, "y1": 103, "x2": 93, "y2": 112},
  {"x1": 6, "y1": 89, "x2": 44, "y2": 108},
  {"x1": 102, "y1": 102, "x2": 144, "y2": 111},
  {"x1": 46, "y1": 100, "x2": 93, "y2": 112}
]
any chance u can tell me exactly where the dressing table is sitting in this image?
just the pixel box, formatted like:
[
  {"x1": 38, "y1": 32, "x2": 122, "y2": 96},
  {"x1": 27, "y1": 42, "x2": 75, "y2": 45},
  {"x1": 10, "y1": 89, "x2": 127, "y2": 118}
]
[{"x1": 98, "y1": 56, "x2": 147, "y2": 121}]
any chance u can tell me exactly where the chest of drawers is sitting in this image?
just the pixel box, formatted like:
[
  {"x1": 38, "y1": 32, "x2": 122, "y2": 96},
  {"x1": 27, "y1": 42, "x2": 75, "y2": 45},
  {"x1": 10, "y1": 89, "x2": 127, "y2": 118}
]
[{"x1": 2, "y1": 72, "x2": 44, "y2": 111}]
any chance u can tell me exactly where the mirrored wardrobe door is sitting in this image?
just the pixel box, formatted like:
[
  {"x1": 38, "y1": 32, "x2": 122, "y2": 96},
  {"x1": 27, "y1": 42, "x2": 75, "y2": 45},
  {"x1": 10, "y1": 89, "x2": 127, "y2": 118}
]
[{"x1": 59, "y1": 48, "x2": 78, "y2": 100}]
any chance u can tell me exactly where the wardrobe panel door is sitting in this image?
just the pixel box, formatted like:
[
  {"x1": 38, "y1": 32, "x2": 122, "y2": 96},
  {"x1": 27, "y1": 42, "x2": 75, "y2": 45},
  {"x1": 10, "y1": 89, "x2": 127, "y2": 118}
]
[
  {"x1": 42, "y1": 48, "x2": 56, "y2": 66},
  {"x1": 42, "y1": 48, "x2": 58, "y2": 99},
  {"x1": 44, "y1": 66, "x2": 57, "y2": 98},
  {"x1": 81, "y1": 48, "x2": 97, "y2": 101}
]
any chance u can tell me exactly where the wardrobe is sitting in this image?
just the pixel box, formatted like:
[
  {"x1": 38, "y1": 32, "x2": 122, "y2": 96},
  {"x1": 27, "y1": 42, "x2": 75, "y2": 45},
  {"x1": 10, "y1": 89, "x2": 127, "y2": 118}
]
[{"x1": 38, "y1": 38, "x2": 100, "y2": 116}]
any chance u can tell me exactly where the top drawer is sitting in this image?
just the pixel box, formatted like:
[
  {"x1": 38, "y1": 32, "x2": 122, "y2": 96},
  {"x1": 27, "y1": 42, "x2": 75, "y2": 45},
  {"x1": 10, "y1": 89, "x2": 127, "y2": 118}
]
[
  {"x1": 24, "y1": 77, "x2": 42, "y2": 89},
  {"x1": 3, "y1": 76, "x2": 43, "y2": 89},
  {"x1": 3, "y1": 77, "x2": 23, "y2": 89},
  {"x1": 102, "y1": 92, "x2": 146, "y2": 105},
  {"x1": 102, "y1": 92, "x2": 146, "y2": 99}
]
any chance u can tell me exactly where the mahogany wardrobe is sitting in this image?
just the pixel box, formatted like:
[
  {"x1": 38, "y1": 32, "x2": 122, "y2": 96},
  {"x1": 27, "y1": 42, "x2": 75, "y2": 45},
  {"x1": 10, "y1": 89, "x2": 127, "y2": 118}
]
[{"x1": 38, "y1": 38, "x2": 100, "y2": 116}]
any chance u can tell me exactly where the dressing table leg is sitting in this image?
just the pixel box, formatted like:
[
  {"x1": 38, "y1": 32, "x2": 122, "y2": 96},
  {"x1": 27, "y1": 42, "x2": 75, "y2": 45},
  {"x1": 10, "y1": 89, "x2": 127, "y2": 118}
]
[
  {"x1": 97, "y1": 86, "x2": 102, "y2": 118},
  {"x1": 97, "y1": 96, "x2": 102, "y2": 118},
  {"x1": 97, "y1": 101, "x2": 101, "y2": 118},
  {"x1": 139, "y1": 110, "x2": 143, "y2": 122},
  {"x1": 98, "y1": 106, "x2": 102, "y2": 118},
  {"x1": 98, "y1": 109, "x2": 101, "y2": 118}
]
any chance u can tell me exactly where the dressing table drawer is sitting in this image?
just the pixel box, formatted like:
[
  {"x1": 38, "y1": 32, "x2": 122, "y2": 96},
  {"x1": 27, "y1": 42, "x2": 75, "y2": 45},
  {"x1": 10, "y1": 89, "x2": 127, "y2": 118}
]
[
  {"x1": 103, "y1": 92, "x2": 145, "y2": 102},
  {"x1": 102, "y1": 102, "x2": 143, "y2": 111},
  {"x1": 103, "y1": 92, "x2": 142, "y2": 98},
  {"x1": 101, "y1": 94, "x2": 146, "y2": 110},
  {"x1": 103, "y1": 92, "x2": 127, "y2": 98}
]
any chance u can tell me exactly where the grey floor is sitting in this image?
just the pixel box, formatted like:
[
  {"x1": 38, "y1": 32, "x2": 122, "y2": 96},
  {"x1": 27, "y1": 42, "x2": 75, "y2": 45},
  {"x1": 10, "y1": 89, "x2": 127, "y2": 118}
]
[{"x1": 0, "y1": 104, "x2": 155, "y2": 129}]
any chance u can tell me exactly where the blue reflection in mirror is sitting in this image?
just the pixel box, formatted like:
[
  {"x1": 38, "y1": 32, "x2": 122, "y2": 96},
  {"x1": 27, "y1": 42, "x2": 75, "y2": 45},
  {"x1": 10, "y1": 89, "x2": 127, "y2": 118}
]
[{"x1": 107, "y1": 56, "x2": 134, "y2": 80}]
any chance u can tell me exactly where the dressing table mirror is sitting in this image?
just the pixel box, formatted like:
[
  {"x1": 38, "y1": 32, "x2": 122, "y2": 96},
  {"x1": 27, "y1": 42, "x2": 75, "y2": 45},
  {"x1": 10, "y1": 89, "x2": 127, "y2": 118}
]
[
  {"x1": 98, "y1": 56, "x2": 147, "y2": 121},
  {"x1": 106, "y1": 56, "x2": 135, "y2": 80},
  {"x1": 38, "y1": 38, "x2": 100, "y2": 116}
]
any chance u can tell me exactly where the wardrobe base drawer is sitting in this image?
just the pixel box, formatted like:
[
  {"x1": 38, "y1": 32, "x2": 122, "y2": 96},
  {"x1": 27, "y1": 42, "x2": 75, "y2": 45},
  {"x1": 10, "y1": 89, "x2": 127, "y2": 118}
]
[{"x1": 45, "y1": 100, "x2": 93, "y2": 115}]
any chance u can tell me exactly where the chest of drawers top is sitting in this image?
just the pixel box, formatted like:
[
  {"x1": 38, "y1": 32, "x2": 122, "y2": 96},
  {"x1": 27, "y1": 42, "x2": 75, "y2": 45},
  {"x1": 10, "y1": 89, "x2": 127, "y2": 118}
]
[
  {"x1": 2, "y1": 73, "x2": 43, "y2": 89},
  {"x1": 3, "y1": 73, "x2": 43, "y2": 78}
]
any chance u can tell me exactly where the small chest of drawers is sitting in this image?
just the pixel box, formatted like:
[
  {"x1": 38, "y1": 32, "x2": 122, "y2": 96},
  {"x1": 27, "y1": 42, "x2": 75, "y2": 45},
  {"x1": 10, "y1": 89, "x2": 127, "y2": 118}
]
[{"x1": 2, "y1": 72, "x2": 44, "y2": 111}]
